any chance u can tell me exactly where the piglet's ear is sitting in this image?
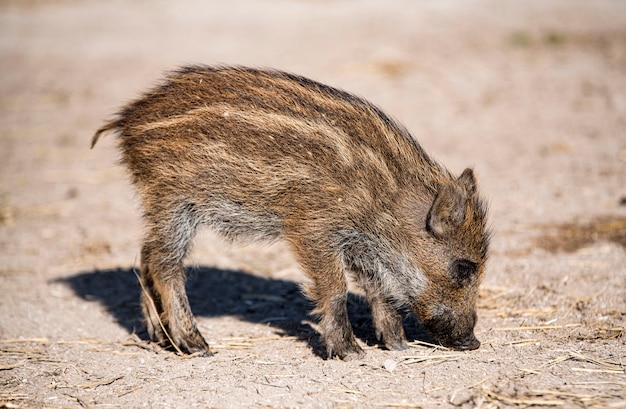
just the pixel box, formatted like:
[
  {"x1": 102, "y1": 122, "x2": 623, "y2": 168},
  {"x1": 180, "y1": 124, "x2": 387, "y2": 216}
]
[
  {"x1": 458, "y1": 168, "x2": 476, "y2": 195},
  {"x1": 427, "y1": 170, "x2": 474, "y2": 237}
]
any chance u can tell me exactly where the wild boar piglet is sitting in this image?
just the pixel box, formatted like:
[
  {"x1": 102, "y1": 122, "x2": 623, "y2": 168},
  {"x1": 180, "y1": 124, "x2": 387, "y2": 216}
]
[{"x1": 92, "y1": 65, "x2": 490, "y2": 359}]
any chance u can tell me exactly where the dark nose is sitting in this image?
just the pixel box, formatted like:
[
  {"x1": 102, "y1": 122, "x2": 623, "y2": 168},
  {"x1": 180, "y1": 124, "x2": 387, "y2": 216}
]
[{"x1": 453, "y1": 334, "x2": 480, "y2": 351}]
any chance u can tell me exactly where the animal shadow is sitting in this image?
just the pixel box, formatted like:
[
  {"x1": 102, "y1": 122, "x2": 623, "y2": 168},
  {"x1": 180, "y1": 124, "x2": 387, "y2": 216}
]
[{"x1": 57, "y1": 266, "x2": 432, "y2": 358}]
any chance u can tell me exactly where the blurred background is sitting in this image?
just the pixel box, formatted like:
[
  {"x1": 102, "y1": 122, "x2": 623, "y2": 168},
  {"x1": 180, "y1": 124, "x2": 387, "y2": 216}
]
[
  {"x1": 1, "y1": 0, "x2": 624, "y2": 231},
  {"x1": 0, "y1": 1, "x2": 624, "y2": 407}
]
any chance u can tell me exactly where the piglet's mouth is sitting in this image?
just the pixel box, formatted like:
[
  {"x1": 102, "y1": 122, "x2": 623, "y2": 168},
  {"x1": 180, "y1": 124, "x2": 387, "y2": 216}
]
[
  {"x1": 448, "y1": 334, "x2": 480, "y2": 351},
  {"x1": 422, "y1": 321, "x2": 481, "y2": 350},
  {"x1": 421, "y1": 314, "x2": 481, "y2": 351}
]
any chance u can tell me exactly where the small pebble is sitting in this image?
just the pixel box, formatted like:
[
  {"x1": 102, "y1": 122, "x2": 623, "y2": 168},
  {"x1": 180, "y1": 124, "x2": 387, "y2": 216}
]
[{"x1": 382, "y1": 359, "x2": 397, "y2": 372}]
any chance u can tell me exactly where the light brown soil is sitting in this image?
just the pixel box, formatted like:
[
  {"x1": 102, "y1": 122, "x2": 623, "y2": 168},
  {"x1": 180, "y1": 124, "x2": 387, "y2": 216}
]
[{"x1": 1, "y1": 1, "x2": 624, "y2": 408}]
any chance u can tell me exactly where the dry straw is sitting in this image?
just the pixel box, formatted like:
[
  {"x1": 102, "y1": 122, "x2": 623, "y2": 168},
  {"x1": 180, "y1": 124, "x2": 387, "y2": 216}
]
[
  {"x1": 484, "y1": 349, "x2": 626, "y2": 407},
  {"x1": 399, "y1": 353, "x2": 463, "y2": 366},
  {"x1": 485, "y1": 389, "x2": 626, "y2": 408},
  {"x1": 131, "y1": 267, "x2": 184, "y2": 356}
]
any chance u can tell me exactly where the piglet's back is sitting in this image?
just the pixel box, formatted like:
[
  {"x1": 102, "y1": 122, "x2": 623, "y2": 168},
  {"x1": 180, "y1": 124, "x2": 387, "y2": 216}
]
[{"x1": 93, "y1": 66, "x2": 450, "y2": 213}]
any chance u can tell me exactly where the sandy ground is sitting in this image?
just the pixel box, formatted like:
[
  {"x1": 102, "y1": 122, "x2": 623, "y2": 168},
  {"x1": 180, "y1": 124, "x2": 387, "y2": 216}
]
[{"x1": 1, "y1": 0, "x2": 625, "y2": 408}]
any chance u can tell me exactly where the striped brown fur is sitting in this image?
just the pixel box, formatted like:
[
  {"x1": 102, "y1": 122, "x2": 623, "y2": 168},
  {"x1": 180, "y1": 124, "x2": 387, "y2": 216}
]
[{"x1": 93, "y1": 65, "x2": 489, "y2": 359}]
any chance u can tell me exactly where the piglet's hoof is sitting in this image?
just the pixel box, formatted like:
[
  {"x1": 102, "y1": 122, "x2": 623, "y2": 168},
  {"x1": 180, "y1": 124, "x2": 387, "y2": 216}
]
[{"x1": 328, "y1": 343, "x2": 365, "y2": 361}]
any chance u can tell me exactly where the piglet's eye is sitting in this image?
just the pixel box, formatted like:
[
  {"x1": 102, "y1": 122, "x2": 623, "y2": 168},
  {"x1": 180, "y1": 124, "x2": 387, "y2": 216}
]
[{"x1": 451, "y1": 259, "x2": 477, "y2": 284}]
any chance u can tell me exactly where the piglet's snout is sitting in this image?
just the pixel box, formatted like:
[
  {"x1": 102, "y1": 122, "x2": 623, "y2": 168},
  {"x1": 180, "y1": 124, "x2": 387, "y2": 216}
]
[{"x1": 452, "y1": 333, "x2": 480, "y2": 351}]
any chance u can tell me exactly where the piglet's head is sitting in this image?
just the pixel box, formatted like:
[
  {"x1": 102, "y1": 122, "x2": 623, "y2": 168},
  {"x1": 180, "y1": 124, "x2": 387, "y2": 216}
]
[{"x1": 413, "y1": 168, "x2": 489, "y2": 350}]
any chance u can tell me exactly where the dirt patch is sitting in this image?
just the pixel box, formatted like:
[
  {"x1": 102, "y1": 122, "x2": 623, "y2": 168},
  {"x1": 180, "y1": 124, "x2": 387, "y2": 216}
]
[{"x1": 535, "y1": 216, "x2": 626, "y2": 253}]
